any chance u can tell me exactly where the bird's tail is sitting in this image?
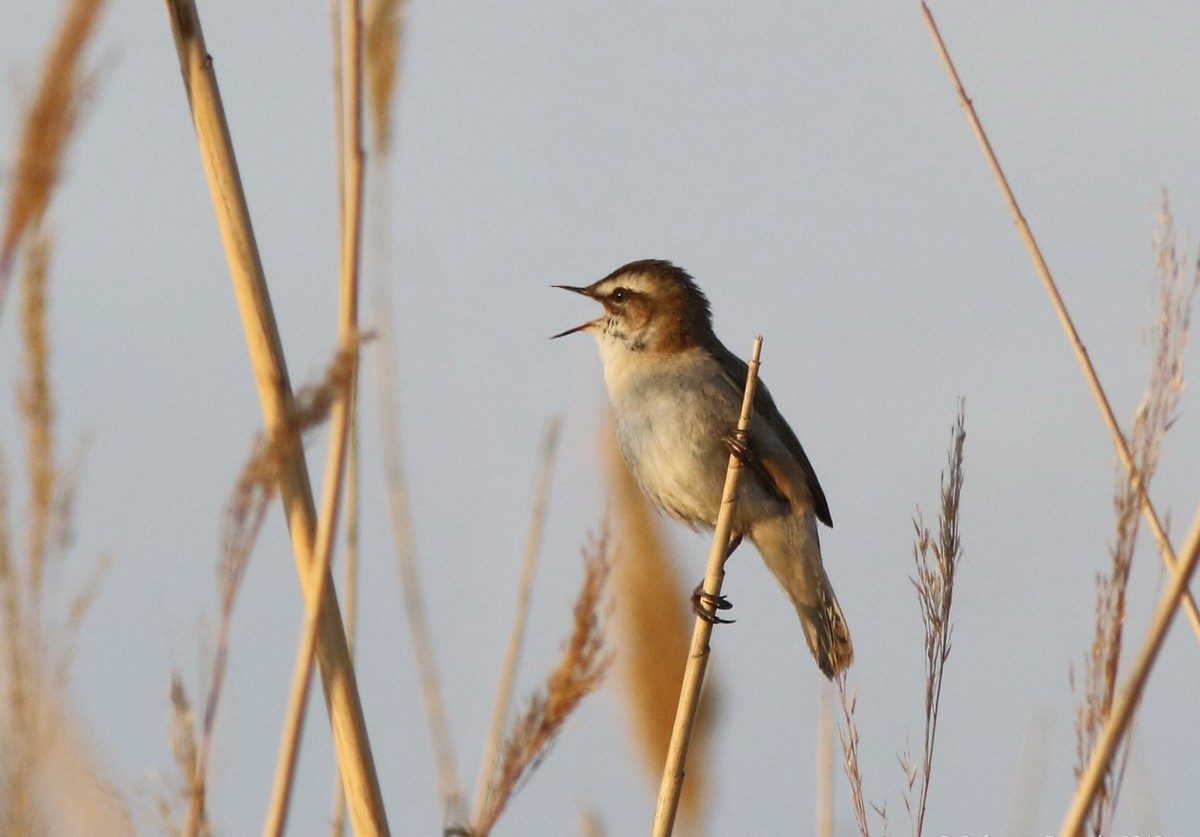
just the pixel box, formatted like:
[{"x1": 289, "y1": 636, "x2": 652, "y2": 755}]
[{"x1": 750, "y1": 513, "x2": 853, "y2": 678}]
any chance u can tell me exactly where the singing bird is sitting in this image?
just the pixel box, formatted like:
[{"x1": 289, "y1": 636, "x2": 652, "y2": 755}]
[{"x1": 553, "y1": 259, "x2": 852, "y2": 677}]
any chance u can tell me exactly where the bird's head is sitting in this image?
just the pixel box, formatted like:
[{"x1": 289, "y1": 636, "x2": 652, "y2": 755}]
[{"x1": 552, "y1": 259, "x2": 714, "y2": 354}]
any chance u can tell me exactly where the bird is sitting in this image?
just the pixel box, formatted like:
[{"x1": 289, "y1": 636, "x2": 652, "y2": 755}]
[{"x1": 552, "y1": 259, "x2": 852, "y2": 678}]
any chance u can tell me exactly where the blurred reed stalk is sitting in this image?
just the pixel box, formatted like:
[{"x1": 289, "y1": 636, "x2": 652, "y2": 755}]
[
  {"x1": 0, "y1": 0, "x2": 106, "y2": 301},
  {"x1": 162, "y1": 1, "x2": 388, "y2": 832},
  {"x1": 903, "y1": 407, "x2": 966, "y2": 836},
  {"x1": 472, "y1": 528, "x2": 614, "y2": 836},
  {"x1": 920, "y1": 1, "x2": 1200, "y2": 646},
  {"x1": 603, "y1": 422, "x2": 713, "y2": 831},
  {"x1": 470, "y1": 418, "x2": 562, "y2": 824},
  {"x1": 1071, "y1": 199, "x2": 1197, "y2": 835},
  {"x1": 162, "y1": 348, "x2": 356, "y2": 836},
  {"x1": 651, "y1": 335, "x2": 762, "y2": 837},
  {"x1": 374, "y1": 256, "x2": 466, "y2": 828},
  {"x1": 816, "y1": 686, "x2": 834, "y2": 837},
  {"x1": 1005, "y1": 713, "x2": 1050, "y2": 836}
]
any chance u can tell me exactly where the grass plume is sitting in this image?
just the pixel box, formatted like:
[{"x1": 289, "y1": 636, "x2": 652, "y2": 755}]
[
  {"x1": 164, "y1": 347, "x2": 355, "y2": 835},
  {"x1": 473, "y1": 527, "x2": 614, "y2": 836},
  {"x1": 1, "y1": 0, "x2": 107, "y2": 291},
  {"x1": 603, "y1": 422, "x2": 714, "y2": 830},
  {"x1": 0, "y1": 229, "x2": 125, "y2": 834},
  {"x1": 470, "y1": 418, "x2": 562, "y2": 826},
  {"x1": 835, "y1": 673, "x2": 872, "y2": 837},
  {"x1": 363, "y1": 0, "x2": 406, "y2": 153},
  {"x1": 1072, "y1": 196, "x2": 1197, "y2": 835},
  {"x1": 902, "y1": 406, "x2": 966, "y2": 836}
]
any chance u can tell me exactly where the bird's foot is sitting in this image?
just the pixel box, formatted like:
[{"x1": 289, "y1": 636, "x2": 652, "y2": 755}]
[
  {"x1": 722, "y1": 431, "x2": 755, "y2": 465},
  {"x1": 692, "y1": 582, "x2": 735, "y2": 624}
]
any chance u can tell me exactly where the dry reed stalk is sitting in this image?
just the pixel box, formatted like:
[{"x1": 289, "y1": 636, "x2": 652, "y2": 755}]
[
  {"x1": 262, "y1": 1, "x2": 368, "y2": 829},
  {"x1": 1061, "y1": 509, "x2": 1200, "y2": 836},
  {"x1": 330, "y1": 379, "x2": 360, "y2": 837},
  {"x1": 602, "y1": 423, "x2": 713, "y2": 830},
  {"x1": 469, "y1": 417, "x2": 563, "y2": 824},
  {"x1": 1005, "y1": 713, "x2": 1050, "y2": 837},
  {"x1": 1072, "y1": 199, "x2": 1197, "y2": 835},
  {"x1": 903, "y1": 407, "x2": 966, "y2": 836},
  {"x1": 835, "y1": 674, "x2": 871, "y2": 837},
  {"x1": 920, "y1": 2, "x2": 1200, "y2": 647},
  {"x1": 162, "y1": 2, "x2": 387, "y2": 832},
  {"x1": 472, "y1": 529, "x2": 614, "y2": 835},
  {"x1": 578, "y1": 809, "x2": 606, "y2": 837},
  {"x1": 364, "y1": 0, "x2": 405, "y2": 153},
  {"x1": 817, "y1": 685, "x2": 833, "y2": 837},
  {"x1": 176, "y1": 349, "x2": 352, "y2": 836},
  {"x1": 651, "y1": 335, "x2": 763, "y2": 837},
  {"x1": 374, "y1": 268, "x2": 466, "y2": 826},
  {"x1": 0, "y1": 0, "x2": 106, "y2": 292}
]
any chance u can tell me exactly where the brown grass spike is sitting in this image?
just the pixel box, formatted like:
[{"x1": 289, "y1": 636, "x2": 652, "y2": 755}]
[{"x1": 473, "y1": 528, "x2": 615, "y2": 836}]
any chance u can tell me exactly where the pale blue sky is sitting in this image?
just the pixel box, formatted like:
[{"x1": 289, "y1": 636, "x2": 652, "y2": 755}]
[{"x1": 2, "y1": 2, "x2": 1199, "y2": 834}]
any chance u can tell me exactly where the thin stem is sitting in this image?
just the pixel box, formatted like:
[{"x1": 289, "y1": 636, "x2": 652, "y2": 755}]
[
  {"x1": 262, "y1": 0, "x2": 366, "y2": 832},
  {"x1": 1061, "y1": 508, "x2": 1200, "y2": 835},
  {"x1": 816, "y1": 685, "x2": 834, "y2": 837},
  {"x1": 920, "y1": 1, "x2": 1200, "y2": 645},
  {"x1": 470, "y1": 417, "x2": 562, "y2": 824},
  {"x1": 375, "y1": 253, "x2": 466, "y2": 826},
  {"x1": 162, "y1": 2, "x2": 387, "y2": 833},
  {"x1": 651, "y1": 335, "x2": 763, "y2": 837}
]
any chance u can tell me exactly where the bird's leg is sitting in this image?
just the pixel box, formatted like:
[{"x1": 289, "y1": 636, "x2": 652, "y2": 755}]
[{"x1": 691, "y1": 532, "x2": 743, "y2": 624}]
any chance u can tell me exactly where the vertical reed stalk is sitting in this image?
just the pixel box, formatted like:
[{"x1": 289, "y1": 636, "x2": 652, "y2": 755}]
[
  {"x1": 162, "y1": 2, "x2": 387, "y2": 832},
  {"x1": 816, "y1": 685, "x2": 834, "y2": 837},
  {"x1": 262, "y1": 0, "x2": 367, "y2": 831},
  {"x1": 470, "y1": 418, "x2": 562, "y2": 824},
  {"x1": 651, "y1": 335, "x2": 763, "y2": 837}
]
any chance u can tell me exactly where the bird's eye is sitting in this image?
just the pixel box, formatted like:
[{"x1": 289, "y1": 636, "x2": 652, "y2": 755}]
[{"x1": 610, "y1": 287, "x2": 629, "y2": 303}]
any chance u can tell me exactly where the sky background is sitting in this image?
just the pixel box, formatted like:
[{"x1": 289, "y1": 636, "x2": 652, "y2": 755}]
[{"x1": 2, "y1": 2, "x2": 1200, "y2": 834}]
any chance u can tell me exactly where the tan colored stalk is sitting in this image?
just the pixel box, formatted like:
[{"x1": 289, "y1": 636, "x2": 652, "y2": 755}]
[
  {"x1": 651, "y1": 335, "x2": 763, "y2": 837},
  {"x1": 263, "y1": 0, "x2": 367, "y2": 832},
  {"x1": 1061, "y1": 508, "x2": 1200, "y2": 836},
  {"x1": 816, "y1": 686, "x2": 833, "y2": 837},
  {"x1": 330, "y1": 384, "x2": 360, "y2": 836},
  {"x1": 470, "y1": 417, "x2": 562, "y2": 824},
  {"x1": 329, "y1": 3, "x2": 350, "y2": 832},
  {"x1": 920, "y1": 2, "x2": 1200, "y2": 644},
  {"x1": 374, "y1": 252, "x2": 465, "y2": 825},
  {"x1": 162, "y1": 2, "x2": 387, "y2": 833}
]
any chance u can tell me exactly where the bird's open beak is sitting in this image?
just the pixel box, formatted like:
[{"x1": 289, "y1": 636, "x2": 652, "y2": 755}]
[{"x1": 551, "y1": 284, "x2": 598, "y2": 339}]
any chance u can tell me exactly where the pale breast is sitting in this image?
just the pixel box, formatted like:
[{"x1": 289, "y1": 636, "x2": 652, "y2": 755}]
[{"x1": 609, "y1": 351, "x2": 740, "y2": 527}]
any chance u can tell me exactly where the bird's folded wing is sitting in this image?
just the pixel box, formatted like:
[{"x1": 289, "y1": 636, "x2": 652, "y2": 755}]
[{"x1": 709, "y1": 340, "x2": 833, "y2": 527}]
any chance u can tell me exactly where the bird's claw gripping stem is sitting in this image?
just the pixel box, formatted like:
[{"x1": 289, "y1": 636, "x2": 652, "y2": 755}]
[
  {"x1": 723, "y1": 430, "x2": 754, "y2": 465},
  {"x1": 692, "y1": 582, "x2": 735, "y2": 624}
]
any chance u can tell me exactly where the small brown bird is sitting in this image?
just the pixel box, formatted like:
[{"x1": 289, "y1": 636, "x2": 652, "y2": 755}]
[{"x1": 553, "y1": 259, "x2": 852, "y2": 678}]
